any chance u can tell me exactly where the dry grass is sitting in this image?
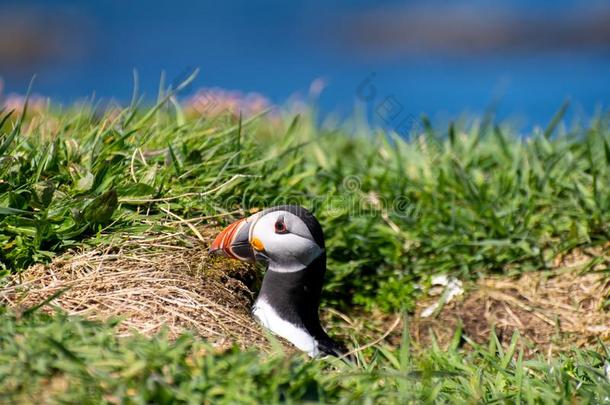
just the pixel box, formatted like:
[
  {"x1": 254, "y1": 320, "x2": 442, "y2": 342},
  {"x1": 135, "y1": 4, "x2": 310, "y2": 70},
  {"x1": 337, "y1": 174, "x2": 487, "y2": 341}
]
[
  {"x1": 1, "y1": 225, "x2": 609, "y2": 358},
  {"x1": 0, "y1": 227, "x2": 273, "y2": 351},
  {"x1": 411, "y1": 246, "x2": 610, "y2": 356}
]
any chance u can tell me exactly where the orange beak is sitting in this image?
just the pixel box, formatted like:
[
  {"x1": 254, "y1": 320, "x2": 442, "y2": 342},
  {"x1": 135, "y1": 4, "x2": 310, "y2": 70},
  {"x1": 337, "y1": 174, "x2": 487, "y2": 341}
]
[{"x1": 209, "y1": 217, "x2": 256, "y2": 262}]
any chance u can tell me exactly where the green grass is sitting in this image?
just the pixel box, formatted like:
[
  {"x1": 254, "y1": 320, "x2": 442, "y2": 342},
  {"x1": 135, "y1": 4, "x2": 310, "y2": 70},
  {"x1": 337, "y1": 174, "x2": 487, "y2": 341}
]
[
  {"x1": 1, "y1": 90, "x2": 610, "y2": 402},
  {"x1": 1, "y1": 309, "x2": 609, "y2": 403},
  {"x1": 1, "y1": 96, "x2": 609, "y2": 310}
]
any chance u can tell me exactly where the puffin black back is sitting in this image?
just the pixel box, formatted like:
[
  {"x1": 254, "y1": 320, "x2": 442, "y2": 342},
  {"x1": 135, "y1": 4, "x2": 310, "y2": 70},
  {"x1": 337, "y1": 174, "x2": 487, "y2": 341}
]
[{"x1": 258, "y1": 253, "x2": 346, "y2": 356}]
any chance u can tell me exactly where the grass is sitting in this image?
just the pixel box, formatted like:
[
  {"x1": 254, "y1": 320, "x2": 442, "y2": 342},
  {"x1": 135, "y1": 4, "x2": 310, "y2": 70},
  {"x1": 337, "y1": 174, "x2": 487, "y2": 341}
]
[
  {"x1": 2, "y1": 95, "x2": 609, "y2": 311},
  {"x1": 1, "y1": 86, "x2": 610, "y2": 402},
  {"x1": 1, "y1": 309, "x2": 609, "y2": 403}
]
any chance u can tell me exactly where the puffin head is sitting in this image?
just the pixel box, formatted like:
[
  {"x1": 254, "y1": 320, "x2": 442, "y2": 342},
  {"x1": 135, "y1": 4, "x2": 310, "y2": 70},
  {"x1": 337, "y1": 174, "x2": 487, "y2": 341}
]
[{"x1": 210, "y1": 205, "x2": 325, "y2": 273}]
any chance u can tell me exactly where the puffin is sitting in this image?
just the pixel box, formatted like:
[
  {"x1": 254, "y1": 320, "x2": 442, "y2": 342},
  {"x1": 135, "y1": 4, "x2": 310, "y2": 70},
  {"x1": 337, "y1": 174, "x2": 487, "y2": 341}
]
[{"x1": 210, "y1": 205, "x2": 346, "y2": 357}]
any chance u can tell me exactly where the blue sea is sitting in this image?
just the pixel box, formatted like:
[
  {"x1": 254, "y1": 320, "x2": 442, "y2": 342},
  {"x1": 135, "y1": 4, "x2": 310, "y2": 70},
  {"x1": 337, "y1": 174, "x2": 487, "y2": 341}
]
[{"x1": 1, "y1": 0, "x2": 609, "y2": 129}]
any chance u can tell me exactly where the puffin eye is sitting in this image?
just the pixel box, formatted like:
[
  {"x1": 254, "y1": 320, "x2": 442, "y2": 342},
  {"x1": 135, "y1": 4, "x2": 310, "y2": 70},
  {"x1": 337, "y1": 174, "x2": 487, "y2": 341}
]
[{"x1": 274, "y1": 217, "x2": 288, "y2": 234}]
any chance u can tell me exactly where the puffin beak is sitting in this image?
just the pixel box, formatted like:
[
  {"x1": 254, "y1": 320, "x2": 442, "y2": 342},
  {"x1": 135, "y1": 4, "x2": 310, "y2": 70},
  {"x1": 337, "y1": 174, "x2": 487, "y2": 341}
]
[{"x1": 209, "y1": 217, "x2": 256, "y2": 262}]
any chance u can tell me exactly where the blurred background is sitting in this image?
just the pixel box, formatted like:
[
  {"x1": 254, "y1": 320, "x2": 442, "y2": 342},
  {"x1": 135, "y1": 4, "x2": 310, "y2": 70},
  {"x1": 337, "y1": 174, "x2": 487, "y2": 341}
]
[{"x1": 1, "y1": 0, "x2": 609, "y2": 128}]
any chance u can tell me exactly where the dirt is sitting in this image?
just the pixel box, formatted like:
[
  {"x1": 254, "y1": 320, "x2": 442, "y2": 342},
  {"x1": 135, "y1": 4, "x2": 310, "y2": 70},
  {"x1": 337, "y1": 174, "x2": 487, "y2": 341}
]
[{"x1": 410, "y1": 246, "x2": 610, "y2": 356}]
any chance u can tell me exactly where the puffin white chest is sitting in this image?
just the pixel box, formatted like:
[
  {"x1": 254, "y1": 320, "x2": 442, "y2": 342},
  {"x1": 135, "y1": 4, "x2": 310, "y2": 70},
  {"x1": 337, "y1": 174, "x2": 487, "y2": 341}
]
[{"x1": 253, "y1": 298, "x2": 319, "y2": 357}]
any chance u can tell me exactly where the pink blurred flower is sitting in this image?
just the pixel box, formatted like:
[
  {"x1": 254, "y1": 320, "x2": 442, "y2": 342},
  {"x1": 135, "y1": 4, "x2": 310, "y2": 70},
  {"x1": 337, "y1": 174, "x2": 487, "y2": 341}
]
[
  {"x1": 183, "y1": 88, "x2": 271, "y2": 118},
  {"x1": 3, "y1": 94, "x2": 47, "y2": 114},
  {"x1": 0, "y1": 81, "x2": 48, "y2": 115}
]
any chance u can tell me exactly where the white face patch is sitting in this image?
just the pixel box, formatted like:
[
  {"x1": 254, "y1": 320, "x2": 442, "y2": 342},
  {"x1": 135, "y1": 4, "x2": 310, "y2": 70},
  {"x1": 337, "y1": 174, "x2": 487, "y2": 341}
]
[
  {"x1": 250, "y1": 210, "x2": 323, "y2": 273},
  {"x1": 253, "y1": 298, "x2": 319, "y2": 357}
]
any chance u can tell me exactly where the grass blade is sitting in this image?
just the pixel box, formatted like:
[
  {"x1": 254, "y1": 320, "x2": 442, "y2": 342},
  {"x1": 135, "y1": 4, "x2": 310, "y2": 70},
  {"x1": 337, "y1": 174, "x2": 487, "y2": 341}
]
[{"x1": 544, "y1": 100, "x2": 569, "y2": 139}]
